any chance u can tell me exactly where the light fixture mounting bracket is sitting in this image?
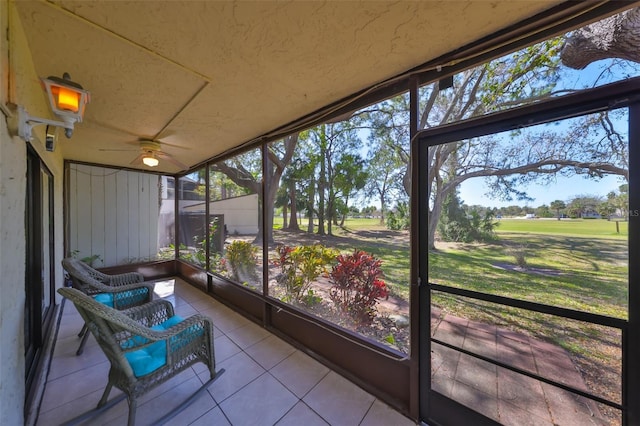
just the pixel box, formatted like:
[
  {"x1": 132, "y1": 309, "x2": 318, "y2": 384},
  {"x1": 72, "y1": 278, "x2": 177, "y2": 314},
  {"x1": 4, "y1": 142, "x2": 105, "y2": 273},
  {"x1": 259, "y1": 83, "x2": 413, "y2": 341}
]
[{"x1": 17, "y1": 105, "x2": 75, "y2": 141}]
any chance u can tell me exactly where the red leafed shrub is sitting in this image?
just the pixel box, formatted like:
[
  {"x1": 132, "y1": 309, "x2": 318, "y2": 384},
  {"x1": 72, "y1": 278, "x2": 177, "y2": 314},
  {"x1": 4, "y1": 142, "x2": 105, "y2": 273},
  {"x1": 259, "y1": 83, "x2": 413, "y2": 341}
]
[{"x1": 329, "y1": 250, "x2": 389, "y2": 325}]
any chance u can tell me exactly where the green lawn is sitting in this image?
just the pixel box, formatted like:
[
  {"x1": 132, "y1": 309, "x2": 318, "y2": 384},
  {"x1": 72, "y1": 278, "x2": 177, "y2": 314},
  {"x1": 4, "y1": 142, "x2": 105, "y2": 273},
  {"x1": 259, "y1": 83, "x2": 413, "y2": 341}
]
[
  {"x1": 273, "y1": 216, "x2": 385, "y2": 230},
  {"x1": 273, "y1": 217, "x2": 629, "y2": 317},
  {"x1": 495, "y1": 218, "x2": 628, "y2": 238},
  {"x1": 429, "y1": 234, "x2": 628, "y2": 319}
]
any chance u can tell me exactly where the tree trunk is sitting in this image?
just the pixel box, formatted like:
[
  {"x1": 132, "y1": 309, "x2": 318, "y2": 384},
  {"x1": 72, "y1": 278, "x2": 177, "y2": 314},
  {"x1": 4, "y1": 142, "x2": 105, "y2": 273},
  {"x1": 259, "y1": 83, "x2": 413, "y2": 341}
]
[
  {"x1": 282, "y1": 203, "x2": 288, "y2": 229},
  {"x1": 265, "y1": 162, "x2": 281, "y2": 243},
  {"x1": 379, "y1": 192, "x2": 386, "y2": 226},
  {"x1": 307, "y1": 176, "x2": 316, "y2": 233},
  {"x1": 287, "y1": 179, "x2": 300, "y2": 231},
  {"x1": 561, "y1": 7, "x2": 640, "y2": 69},
  {"x1": 327, "y1": 199, "x2": 333, "y2": 235},
  {"x1": 318, "y1": 159, "x2": 326, "y2": 235},
  {"x1": 428, "y1": 178, "x2": 444, "y2": 250},
  {"x1": 402, "y1": 165, "x2": 411, "y2": 199}
]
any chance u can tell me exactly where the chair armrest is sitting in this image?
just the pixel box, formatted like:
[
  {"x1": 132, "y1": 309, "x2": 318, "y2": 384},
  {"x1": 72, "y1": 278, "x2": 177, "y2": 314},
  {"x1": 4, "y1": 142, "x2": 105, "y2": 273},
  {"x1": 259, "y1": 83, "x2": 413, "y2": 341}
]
[
  {"x1": 164, "y1": 314, "x2": 215, "y2": 360},
  {"x1": 163, "y1": 314, "x2": 214, "y2": 337}
]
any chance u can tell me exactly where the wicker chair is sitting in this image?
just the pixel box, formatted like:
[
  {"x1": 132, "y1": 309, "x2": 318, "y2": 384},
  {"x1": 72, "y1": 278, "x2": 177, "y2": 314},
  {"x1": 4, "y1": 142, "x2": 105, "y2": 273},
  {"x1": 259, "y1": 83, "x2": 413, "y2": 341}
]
[
  {"x1": 58, "y1": 287, "x2": 224, "y2": 426},
  {"x1": 62, "y1": 257, "x2": 154, "y2": 355}
]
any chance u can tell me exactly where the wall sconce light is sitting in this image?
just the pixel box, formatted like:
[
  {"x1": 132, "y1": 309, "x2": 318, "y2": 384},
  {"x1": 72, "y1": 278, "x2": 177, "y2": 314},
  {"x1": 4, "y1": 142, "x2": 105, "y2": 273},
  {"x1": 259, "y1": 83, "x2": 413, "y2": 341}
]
[
  {"x1": 17, "y1": 72, "x2": 90, "y2": 142},
  {"x1": 142, "y1": 153, "x2": 159, "y2": 167}
]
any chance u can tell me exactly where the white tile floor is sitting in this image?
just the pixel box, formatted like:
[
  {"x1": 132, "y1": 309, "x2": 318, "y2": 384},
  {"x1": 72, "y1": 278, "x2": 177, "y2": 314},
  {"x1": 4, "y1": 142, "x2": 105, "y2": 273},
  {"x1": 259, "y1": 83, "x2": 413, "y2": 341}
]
[{"x1": 36, "y1": 278, "x2": 416, "y2": 426}]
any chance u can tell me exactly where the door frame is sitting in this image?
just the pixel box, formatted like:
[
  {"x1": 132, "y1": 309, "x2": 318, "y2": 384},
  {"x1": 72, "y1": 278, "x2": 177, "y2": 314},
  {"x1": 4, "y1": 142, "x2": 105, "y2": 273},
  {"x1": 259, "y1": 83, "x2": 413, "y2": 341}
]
[{"x1": 416, "y1": 76, "x2": 640, "y2": 426}]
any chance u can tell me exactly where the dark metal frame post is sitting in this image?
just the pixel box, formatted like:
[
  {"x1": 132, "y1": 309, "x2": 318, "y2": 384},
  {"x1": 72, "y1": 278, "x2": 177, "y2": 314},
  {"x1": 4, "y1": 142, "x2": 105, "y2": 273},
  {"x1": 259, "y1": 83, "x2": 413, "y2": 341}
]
[
  {"x1": 174, "y1": 175, "x2": 180, "y2": 262},
  {"x1": 625, "y1": 102, "x2": 640, "y2": 426},
  {"x1": 262, "y1": 143, "x2": 270, "y2": 326},
  {"x1": 416, "y1": 121, "x2": 431, "y2": 420},
  {"x1": 409, "y1": 76, "x2": 421, "y2": 419},
  {"x1": 205, "y1": 163, "x2": 211, "y2": 274}
]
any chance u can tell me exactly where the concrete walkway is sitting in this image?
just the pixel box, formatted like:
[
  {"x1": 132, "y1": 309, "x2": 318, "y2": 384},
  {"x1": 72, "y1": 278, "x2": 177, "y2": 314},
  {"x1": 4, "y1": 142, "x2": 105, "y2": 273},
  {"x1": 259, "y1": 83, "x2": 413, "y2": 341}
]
[{"x1": 430, "y1": 310, "x2": 607, "y2": 426}]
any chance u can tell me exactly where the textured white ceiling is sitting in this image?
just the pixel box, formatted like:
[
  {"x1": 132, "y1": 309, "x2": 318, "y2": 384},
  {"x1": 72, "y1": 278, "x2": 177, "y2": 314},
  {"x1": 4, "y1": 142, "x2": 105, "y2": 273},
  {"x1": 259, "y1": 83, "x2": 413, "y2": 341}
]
[{"x1": 15, "y1": 0, "x2": 568, "y2": 172}]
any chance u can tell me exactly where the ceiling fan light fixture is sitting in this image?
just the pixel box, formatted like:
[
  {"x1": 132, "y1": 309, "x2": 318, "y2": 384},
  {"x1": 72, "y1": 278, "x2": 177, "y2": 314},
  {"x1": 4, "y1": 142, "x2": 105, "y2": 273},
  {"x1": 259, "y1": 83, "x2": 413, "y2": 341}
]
[{"x1": 142, "y1": 153, "x2": 159, "y2": 167}]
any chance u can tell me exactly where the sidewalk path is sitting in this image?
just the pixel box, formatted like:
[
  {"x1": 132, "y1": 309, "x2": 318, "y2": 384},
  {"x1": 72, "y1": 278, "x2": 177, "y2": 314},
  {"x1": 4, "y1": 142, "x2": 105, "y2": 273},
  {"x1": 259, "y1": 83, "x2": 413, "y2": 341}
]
[{"x1": 430, "y1": 309, "x2": 606, "y2": 426}]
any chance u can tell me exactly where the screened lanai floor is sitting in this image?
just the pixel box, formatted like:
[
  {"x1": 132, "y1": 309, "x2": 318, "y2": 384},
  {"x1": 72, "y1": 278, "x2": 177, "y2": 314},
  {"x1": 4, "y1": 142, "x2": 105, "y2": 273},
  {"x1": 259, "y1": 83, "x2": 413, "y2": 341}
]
[
  {"x1": 35, "y1": 277, "x2": 607, "y2": 426},
  {"x1": 430, "y1": 310, "x2": 609, "y2": 426},
  {"x1": 35, "y1": 278, "x2": 416, "y2": 426}
]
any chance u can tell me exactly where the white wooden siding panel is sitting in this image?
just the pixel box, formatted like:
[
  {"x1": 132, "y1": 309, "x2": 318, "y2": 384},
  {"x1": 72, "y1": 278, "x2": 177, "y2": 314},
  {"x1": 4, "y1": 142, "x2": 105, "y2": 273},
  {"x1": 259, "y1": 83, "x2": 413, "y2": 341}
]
[
  {"x1": 137, "y1": 174, "x2": 151, "y2": 262},
  {"x1": 75, "y1": 164, "x2": 93, "y2": 260},
  {"x1": 127, "y1": 171, "x2": 140, "y2": 263},
  {"x1": 103, "y1": 169, "x2": 118, "y2": 266},
  {"x1": 90, "y1": 166, "x2": 106, "y2": 267},
  {"x1": 68, "y1": 165, "x2": 78, "y2": 257},
  {"x1": 115, "y1": 170, "x2": 130, "y2": 265},
  {"x1": 69, "y1": 167, "x2": 161, "y2": 267}
]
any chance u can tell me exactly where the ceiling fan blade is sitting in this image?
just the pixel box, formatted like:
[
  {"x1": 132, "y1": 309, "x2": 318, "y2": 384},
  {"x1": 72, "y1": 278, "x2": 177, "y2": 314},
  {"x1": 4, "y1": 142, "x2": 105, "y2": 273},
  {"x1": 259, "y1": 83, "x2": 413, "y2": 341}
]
[
  {"x1": 121, "y1": 137, "x2": 189, "y2": 150},
  {"x1": 130, "y1": 153, "x2": 145, "y2": 166},
  {"x1": 98, "y1": 148, "x2": 138, "y2": 152},
  {"x1": 157, "y1": 151, "x2": 187, "y2": 170},
  {"x1": 156, "y1": 140, "x2": 190, "y2": 150},
  {"x1": 154, "y1": 129, "x2": 175, "y2": 140}
]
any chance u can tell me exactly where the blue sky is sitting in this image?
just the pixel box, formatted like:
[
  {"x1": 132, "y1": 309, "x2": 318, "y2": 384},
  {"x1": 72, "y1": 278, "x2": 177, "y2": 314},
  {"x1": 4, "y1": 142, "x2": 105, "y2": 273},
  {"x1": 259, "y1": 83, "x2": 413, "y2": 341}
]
[{"x1": 459, "y1": 174, "x2": 625, "y2": 208}]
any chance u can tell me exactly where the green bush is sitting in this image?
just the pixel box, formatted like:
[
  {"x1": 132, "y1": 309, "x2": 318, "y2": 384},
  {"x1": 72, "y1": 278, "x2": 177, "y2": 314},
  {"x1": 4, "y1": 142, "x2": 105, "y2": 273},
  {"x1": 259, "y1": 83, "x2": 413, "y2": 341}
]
[
  {"x1": 226, "y1": 240, "x2": 259, "y2": 283},
  {"x1": 386, "y1": 202, "x2": 410, "y2": 230},
  {"x1": 274, "y1": 244, "x2": 337, "y2": 305}
]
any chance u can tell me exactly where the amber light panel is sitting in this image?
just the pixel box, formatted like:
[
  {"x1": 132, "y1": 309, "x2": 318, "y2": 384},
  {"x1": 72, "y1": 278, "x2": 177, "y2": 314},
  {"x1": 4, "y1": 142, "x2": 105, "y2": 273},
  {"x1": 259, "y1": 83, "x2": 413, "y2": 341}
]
[{"x1": 52, "y1": 86, "x2": 80, "y2": 112}]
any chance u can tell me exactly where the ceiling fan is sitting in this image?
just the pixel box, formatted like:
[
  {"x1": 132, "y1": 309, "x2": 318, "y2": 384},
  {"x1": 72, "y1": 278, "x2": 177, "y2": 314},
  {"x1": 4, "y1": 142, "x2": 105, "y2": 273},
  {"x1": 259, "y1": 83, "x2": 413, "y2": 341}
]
[{"x1": 99, "y1": 139, "x2": 187, "y2": 170}]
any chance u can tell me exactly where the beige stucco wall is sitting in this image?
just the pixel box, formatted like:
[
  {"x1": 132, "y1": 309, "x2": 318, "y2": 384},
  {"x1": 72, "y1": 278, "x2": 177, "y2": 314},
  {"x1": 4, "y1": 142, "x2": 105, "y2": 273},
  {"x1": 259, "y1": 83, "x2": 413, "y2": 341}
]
[
  {"x1": 182, "y1": 193, "x2": 260, "y2": 235},
  {"x1": 1, "y1": 2, "x2": 66, "y2": 424}
]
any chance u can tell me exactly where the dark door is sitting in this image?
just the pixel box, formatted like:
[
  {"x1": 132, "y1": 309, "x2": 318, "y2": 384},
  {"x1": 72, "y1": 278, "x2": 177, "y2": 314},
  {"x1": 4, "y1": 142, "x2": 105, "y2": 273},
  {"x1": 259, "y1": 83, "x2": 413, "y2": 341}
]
[
  {"x1": 418, "y1": 79, "x2": 640, "y2": 426},
  {"x1": 24, "y1": 145, "x2": 56, "y2": 411}
]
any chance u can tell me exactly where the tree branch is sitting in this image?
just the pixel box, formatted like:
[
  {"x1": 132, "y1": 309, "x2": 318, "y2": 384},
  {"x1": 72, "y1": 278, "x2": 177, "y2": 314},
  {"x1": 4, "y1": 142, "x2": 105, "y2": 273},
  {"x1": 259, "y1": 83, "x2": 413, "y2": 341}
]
[{"x1": 561, "y1": 7, "x2": 640, "y2": 69}]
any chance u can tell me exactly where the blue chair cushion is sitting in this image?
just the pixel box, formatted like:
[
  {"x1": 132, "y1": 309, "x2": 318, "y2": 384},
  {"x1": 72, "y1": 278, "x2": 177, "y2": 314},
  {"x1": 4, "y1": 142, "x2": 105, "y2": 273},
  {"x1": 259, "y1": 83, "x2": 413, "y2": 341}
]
[
  {"x1": 93, "y1": 289, "x2": 147, "y2": 308},
  {"x1": 93, "y1": 292, "x2": 116, "y2": 307},
  {"x1": 122, "y1": 315, "x2": 184, "y2": 377}
]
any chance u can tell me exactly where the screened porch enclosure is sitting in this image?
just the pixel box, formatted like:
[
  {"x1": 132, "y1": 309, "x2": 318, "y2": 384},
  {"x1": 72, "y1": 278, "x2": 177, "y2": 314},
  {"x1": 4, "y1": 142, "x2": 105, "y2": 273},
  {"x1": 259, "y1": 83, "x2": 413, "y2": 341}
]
[
  {"x1": 63, "y1": 81, "x2": 640, "y2": 426},
  {"x1": 25, "y1": 3, "x2": 640, "y2": 425}
]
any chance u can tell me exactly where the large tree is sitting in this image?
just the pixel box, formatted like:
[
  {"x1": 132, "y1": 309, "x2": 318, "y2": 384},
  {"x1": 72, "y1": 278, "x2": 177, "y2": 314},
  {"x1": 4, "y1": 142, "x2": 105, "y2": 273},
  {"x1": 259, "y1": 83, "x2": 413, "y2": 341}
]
[
  {"x1": 365, "y1": 130, "x2": 408, "y2": 225},
  {"x1": 369, "y1": 29, "x2": 634, "y2": 249},
  {"x1": 550, "y1": 200, "x2": 566, "y2": 220},
  {"x1": 212, "y1": 134, "x2": 297, "y2": 244},
  {"x1": 305, "y1": 121, "x2": 365, "y2": 235},
  {"x1": 370, "y1": 38, "x2": 570, "y2": 247}
]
